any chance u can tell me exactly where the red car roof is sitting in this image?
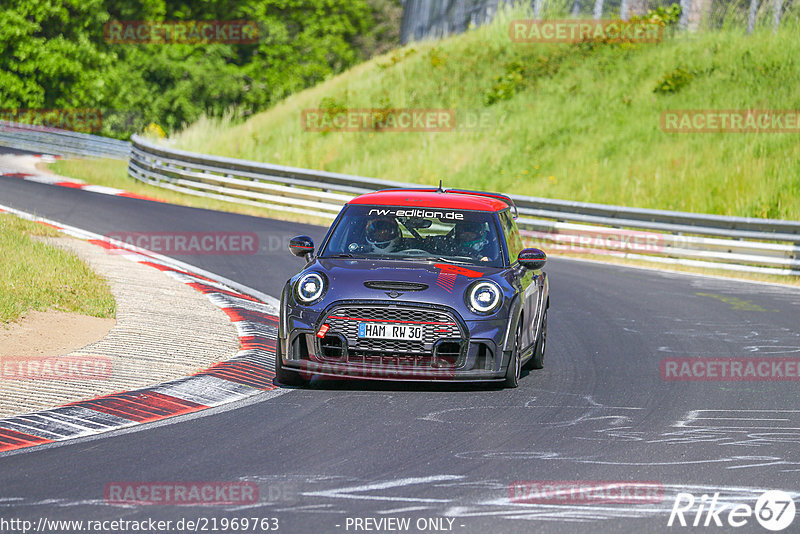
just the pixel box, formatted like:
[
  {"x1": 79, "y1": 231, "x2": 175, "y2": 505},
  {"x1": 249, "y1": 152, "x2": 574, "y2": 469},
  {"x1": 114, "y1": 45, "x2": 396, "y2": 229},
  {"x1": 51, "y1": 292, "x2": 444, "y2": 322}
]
[{"x1": 348, "y1": 190, "x2": 510, "y2": 212}]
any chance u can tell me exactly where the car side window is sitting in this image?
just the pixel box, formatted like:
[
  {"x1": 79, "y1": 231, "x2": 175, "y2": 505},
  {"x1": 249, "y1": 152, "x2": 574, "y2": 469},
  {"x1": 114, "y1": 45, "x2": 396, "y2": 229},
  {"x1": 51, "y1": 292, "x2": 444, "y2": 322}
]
[{"x1": 500, "y1": 210, "x2": 524, "y2": 263}]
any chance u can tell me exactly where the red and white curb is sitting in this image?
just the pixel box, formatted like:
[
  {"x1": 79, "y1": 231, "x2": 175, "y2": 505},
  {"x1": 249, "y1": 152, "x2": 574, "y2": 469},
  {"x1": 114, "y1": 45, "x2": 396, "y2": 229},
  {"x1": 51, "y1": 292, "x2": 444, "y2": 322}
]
[
  {"x1": 0, "y1": 204, "x2": 284, "y2": 453},
  {"x1": 30, "y1": 154, "x2": 62, "y2": 162},
  {"x1": 0, "y1": 170, "x2": 164, "y2": 203}
]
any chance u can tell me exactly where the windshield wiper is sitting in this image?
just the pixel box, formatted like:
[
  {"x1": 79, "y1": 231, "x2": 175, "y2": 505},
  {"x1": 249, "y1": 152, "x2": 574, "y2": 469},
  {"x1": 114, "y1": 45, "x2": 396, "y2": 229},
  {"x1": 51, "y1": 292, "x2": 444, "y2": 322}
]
[
  {"x1": 328, "y1": 253, "x2": 476, "y2": 264},
  {"x1": 430, "y1": 256, "x2": 474, "y2": 264},
  {"x1": 395, "y1": 256, "x2": 473, "y2": 264}
]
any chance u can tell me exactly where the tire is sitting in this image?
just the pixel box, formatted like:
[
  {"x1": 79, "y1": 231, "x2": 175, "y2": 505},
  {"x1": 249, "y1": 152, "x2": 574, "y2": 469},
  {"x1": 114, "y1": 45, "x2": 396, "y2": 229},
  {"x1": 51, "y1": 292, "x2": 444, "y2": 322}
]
[
  {"x1": 527, "y1": 309, "x2": 547, "y2": 370},
  {"x1": 503, "y1": 319, "x2": 522, "y2": 388},
  {"x1": 275, "y1": 351, "x2": 308, "y2": 387}
]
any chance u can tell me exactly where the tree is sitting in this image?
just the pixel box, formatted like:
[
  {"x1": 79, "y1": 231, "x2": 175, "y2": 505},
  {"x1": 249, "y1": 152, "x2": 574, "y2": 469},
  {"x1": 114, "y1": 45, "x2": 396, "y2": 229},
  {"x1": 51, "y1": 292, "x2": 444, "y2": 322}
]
[{"x1": 0, "y1": 0, "x2": 111, "y2": 109}]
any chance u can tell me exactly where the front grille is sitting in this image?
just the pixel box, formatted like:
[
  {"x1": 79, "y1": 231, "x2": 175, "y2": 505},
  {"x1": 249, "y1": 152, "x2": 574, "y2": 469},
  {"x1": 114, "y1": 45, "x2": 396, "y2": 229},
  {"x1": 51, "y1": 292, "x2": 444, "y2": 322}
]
[
  {"x1": 435, "y1": 341, "x2": 461, "y2": 359},
  {"x1": 328, "y1": 306, "x2": 455, "y2": 323},
  {"x1": 323, "y1": 304, "x2": 462, "y2": 355},
  {"x1": 320, "y1": 335, "x2": 345, "y2": 360}
]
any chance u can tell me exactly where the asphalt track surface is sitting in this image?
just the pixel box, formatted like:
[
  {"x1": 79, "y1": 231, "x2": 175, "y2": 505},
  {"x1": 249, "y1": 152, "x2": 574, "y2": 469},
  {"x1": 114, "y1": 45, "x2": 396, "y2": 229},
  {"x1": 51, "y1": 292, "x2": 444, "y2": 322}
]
[{"x1": 2, "y1": 171, "x2": 800, "y2": 534}]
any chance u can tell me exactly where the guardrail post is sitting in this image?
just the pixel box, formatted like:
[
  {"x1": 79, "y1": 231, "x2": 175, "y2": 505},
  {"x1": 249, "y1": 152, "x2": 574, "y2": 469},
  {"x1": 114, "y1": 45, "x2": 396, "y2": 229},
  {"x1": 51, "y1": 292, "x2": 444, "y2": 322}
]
[
  {"x1": 747, "y1": 0, "x2": 759, "y2": 33},
  {"x1": 593, "y1": 0, "x2": 604, "y2": 19},
  {"x1": 773, "y1": 0, "x2": 783, "y2": 31}
]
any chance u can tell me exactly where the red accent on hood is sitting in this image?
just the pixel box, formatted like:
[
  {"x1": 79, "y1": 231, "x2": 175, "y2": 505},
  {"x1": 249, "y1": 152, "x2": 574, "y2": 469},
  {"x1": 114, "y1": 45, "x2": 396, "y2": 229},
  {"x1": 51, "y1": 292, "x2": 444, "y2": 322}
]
[{"x1": 434, "y1": 263, "x2": 484, "y2": 278}]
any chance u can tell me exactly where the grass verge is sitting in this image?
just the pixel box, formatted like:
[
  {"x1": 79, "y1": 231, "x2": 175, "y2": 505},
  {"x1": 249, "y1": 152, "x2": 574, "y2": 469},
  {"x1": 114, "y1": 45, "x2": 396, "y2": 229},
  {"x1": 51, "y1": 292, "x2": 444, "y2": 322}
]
[{"x1": 0, "y1": 214, "x2": 116, "y2": 324}]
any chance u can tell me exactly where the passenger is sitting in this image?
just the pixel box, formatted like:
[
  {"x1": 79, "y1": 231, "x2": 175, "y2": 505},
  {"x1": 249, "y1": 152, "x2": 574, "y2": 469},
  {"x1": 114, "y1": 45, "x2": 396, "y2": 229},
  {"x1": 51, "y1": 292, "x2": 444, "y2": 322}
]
[{"x1": 454, "y1": 221, "x2": 492, "y2": 260}]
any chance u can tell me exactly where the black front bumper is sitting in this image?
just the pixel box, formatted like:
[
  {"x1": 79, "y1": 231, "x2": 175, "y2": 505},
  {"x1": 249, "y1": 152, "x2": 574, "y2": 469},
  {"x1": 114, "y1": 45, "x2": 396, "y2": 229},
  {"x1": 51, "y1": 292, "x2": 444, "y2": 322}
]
[{"x1": 280, "y1": 300, "x2": 510, "y2": 382}]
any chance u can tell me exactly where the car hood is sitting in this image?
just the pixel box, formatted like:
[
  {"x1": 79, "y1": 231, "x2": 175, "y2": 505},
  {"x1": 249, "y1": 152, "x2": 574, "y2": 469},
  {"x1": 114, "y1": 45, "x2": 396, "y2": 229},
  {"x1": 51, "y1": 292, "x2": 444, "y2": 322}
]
[{"x1": 309, "y1": 257, "x2": 510, "y2": 306}]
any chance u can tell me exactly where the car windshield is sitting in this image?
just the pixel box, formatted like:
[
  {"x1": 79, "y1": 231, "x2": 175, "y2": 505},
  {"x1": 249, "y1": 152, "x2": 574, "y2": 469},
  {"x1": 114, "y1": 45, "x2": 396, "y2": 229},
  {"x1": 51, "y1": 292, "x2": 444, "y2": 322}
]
[{"x1": 320, "y1": 204, "x2": 505, "y2": 267}]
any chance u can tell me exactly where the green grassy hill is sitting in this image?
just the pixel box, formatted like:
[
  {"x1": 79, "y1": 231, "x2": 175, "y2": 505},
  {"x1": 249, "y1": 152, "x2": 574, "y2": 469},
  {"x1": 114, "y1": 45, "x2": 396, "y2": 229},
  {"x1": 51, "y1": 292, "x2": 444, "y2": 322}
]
[{"x1": 169, "y1": 6, "x2": 800, "y2": 220}]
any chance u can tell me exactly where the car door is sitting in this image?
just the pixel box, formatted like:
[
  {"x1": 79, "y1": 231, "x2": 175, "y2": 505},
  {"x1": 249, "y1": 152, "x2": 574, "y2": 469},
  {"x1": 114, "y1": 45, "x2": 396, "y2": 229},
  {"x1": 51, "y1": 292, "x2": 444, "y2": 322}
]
[{"x1": 499, "y1": 210, "x2": 539, "y2": 353}]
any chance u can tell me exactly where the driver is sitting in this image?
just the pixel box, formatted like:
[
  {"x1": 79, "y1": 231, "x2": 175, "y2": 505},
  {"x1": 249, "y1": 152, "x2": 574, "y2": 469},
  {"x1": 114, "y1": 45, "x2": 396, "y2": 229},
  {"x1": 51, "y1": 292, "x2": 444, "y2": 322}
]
[
  {"x1": 454, "y1": 221, "x2": 491, "y2": 260},
  {"x1": 364, "y1": 216, "x2": 402, "y2": 253}
]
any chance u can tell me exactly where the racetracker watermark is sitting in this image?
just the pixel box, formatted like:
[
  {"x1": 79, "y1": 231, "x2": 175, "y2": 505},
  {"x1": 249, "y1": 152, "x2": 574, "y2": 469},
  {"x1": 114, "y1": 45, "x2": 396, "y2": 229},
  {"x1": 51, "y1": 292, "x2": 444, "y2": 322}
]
[
  {"x1": 0, "y1": 108, "x2": 102, "y2": 133},
  {"x1": 301, "y1": 109, "x2": 505, "y2": 132},
  {"x1": 1, "y1": 356, "x2": 112, "y2": 380},
  {"x1": 509, "y1": 19, "x2": 664, "y2": 43},
  {"x1": 509, "y1": 481, "x2": 663, "y2": 504},
  {"x1": 103, "y1": 232, "x2": 258, "y2": 256},
  {"x1": 521, "y1": 228, "x2": 665, "y2": 256},
  {"x1": 104, "y1": 20, "x2": 259, "y2": 44},
  {"x1": 661, "y1": 358, "x2": 800, "y2": 381},
  {"x1": 660, "y1": 110, "x2": 800, "y2": 133},
  {"x1": 104, "y1": 482, "x2": 259, "y2": 505}
]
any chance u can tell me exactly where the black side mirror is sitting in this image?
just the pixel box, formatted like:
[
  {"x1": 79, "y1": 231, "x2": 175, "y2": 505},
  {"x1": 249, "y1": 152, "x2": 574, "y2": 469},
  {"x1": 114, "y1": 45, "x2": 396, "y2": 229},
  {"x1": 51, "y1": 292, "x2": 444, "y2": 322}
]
[
  {"x1": 518, "y1": 248, "x2": 546, "y2": 270},
  {"x1": 289, "y1": 235, "x2": 315, "y2": 259}
]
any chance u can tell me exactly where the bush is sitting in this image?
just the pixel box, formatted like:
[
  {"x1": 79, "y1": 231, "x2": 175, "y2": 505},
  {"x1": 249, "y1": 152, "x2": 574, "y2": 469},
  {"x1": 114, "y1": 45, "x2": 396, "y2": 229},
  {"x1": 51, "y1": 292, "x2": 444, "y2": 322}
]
[
  {"x1": 485, "y1": 62, "x2": 528, "y2": 105},
  {"x1": 653, "y1": 66, "x2": 695, "y2": 93}
]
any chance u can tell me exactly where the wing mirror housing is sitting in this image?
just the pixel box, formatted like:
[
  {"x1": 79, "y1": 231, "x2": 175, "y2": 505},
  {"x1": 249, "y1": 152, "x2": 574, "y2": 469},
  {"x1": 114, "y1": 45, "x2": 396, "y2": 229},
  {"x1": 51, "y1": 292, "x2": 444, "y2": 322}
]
[
  {"x1": 289, "y1": 235, "x2": 315, "y2": 260},
  {"x1": 518, "y1": 248, "x2": 546, "y2": 270}
]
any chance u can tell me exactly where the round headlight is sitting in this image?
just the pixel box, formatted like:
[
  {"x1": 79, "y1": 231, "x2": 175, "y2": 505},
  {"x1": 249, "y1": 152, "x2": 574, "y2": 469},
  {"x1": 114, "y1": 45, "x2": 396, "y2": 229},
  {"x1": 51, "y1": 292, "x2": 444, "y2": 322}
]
[
  {"x1": 468, "y1": 281, "x2": 502, "y2": 314},
  {"x1": 295, "y1": 272, "x2": 325, "y2": 304}
]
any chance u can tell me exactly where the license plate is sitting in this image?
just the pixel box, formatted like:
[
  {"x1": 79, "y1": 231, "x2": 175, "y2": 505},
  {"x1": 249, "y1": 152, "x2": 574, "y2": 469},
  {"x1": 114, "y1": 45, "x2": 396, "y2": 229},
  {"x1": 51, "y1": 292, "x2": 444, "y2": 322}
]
[{"x1": 358, "y1": 322, "x2": 424, "y2": 341}]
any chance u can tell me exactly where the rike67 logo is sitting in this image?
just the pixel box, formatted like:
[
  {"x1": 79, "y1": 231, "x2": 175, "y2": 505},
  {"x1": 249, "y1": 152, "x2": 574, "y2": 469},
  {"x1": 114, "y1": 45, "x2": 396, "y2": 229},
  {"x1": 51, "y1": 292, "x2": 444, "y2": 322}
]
[{"x1": 668, "y1": 490, "x2": 796, "y2": 531}]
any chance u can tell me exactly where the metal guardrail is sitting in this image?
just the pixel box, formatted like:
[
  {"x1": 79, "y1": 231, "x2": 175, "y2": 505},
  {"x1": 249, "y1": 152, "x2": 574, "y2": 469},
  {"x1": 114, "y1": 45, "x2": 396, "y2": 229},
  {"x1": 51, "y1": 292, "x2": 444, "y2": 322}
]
[
  {"x1": 128, "y1": 135, "x2": 417, "y2": 217},
  {"x1": 0, "y1": 121, "x2": 130, "y2": 159},
  {"x1": 129, "y1": 134, "x2": 800, "y2": 277}
]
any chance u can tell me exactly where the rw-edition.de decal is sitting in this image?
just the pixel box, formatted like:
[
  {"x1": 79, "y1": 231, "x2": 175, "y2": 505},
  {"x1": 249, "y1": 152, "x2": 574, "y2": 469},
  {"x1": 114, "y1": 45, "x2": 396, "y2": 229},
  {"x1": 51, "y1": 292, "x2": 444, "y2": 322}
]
[{"x1": 0, "y1": 211, "x2": 280, "y2": 454}]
